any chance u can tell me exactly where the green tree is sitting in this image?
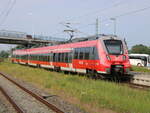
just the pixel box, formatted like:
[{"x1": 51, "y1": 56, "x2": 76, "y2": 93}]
[
  {"x1": 130, "y1": 44, "x2": 150, "y2": 54},
  {"x1": 0, "y1": 51, "x2": 9, "y2": 58}
]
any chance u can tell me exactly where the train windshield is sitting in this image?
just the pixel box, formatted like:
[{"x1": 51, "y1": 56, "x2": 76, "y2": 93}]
[{"x1": 104, "y1": 40, "x2": 123, "y2": 55}]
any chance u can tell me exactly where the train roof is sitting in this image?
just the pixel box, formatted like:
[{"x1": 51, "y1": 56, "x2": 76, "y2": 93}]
[{"x1": 71, "y1": 34, "x2": 121, "y2": 42}]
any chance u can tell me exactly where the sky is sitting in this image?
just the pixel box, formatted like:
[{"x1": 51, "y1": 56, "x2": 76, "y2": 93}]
[{"x1": 0, "y1": 0, "x2": 150, "y2": 51}]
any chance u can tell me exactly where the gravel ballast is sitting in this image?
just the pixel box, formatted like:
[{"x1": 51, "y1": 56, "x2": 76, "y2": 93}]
[
  {"x1": 0, "y1": 76, "x2": 55, "y2": 113},
  {"x1": 0, "y1": 91, "x2": 16, "y2": 113}
]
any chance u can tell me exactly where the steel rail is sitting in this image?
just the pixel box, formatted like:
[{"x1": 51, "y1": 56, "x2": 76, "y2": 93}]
[
  {"x1": 0, "y1": 86, "x2": 24, "y2": 113},
  {"x1": 0, "y1": 72, "x2": 64, "y2": 113}
]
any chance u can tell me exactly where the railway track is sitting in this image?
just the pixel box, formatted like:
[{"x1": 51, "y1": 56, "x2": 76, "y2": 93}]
[
  {"x1": 0, "y1": 71, "x2": 149, "y2": 113},
  {"x1": 0, "y1": 72, "x2": 65, "y2": 113},
  {"x1": 0, "y1": 86, "x2": 24, "y2": 113}
]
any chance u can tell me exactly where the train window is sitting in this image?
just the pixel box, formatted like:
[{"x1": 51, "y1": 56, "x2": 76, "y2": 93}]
[
  {"x1": 47, "y1": 54, "x2": 49, "y2": 61},
  {"x1": 84, "y1": 47, "x2": 90, "y2": 60},
  {"x1": 104, "y1": 40, "x2": 123, "y2": 55},
  {"x1": 90, "y1": 47, "x2": 95, "y2": 60},
  {"x1": 95, "y1": 47, "x2": 99, "y2": 60},
  {"x1": 30, "y1": 55, "x2": 32, "y2": 60},
  {"x1": 55, "y1": 53, "x2": 57, "y2": 62},
  {"x1": 51, "y1": 53, "x2": 53, "y2": 61},
  {"x1": 64, "y1": 53, "x2": 68, "y2": 63},
  {"x1": 39, "y1": 54, "x2": 42, "y2": 61},
  {"x1": 40, "y1": 55, "x2": 42, "y2": 61},
  {"x1": 92, "y1": 47, "x2": 95, "y2": 54},
  {"x1": 38, "y1": 54, "x2": 40, "y2": 61},
  {"x1": 56, "y1": 53, "x2": 59, "y2": 62},
  {"x1": 90, "y1": 47, "x2": 99, "y2": 60},
  {"x1": 45, "y1": 54, "x2": 48, "y2": 61},
  {"x1": 54, "y1": 53, "x2": 58, "y2": 62},
  {"x1": 58, "y1": 53, "x2": 61, "y2": 62},
  {"x1": 49, "y1": 53, "x2": 52, "y2": 61},
  {"x1": 23, "y1": 55, "x2": 25, "y2": 60},
  {"x1": 32, "y1": 55, "x2": 34, "y2": 60},
  {"x1": 63, "y1": 53, "x2": 66, "y2": 62},
  {"x1": 32, "y1": 55, "x2": 35, "y2": 60},
  {"x1": 59, "y1": 53, "x2": 62, "y2": 62},
  {"x1": 62, "y1": 53, "x2": 65, "y2": 62},
  {"x1": 46, "y1": 54, "x2": 48, "y2": 61},
  {"x1": 57, "y1": 53, "x2": 59, "y2": 62},
  {"x1": 42, "y1": 55, "x2": 45, "y2": 61},
  {"x1": 47, "y1": 54, "x2": 50, "y2": 61},
  {"x1": 53, "y1": 53, "x2": 55, "y2": 62},
  {"x1": 35, "y1": 54, "x2": 38, "y2": 61},
  {"x1": 25, "y1": 55, "x2": 27, "y2": 60},
  {"x1": 61, "y1": 53, "x2": 64, "y2": 62},
  {"x1": 68, "y1": 52, "x2": 72, "y2": 63},
  {"x1": 41, "y1": 55, "x2": 43, "y2": 61},
  {"x1": 46, "y1": 55, "x2": 47, "y2": 61},
  {"x1": 74, "y1": 48, "x2": 79, "y2": 59},
  {"x1": 34, "y1": 54, "x2": 36, "y2": 60},
  {"x1": 79, "y1": 48, "x2": 84, "y2": 60}
]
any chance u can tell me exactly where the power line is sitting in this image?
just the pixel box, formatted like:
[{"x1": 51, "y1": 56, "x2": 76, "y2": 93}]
[
  {"x1": 76, "y1": 4, "x2": 150, "y2": 30},
  {"x1": 0, "y1": 0, "x2": 16, "y2": 26},
  {"x1": 57, "y1": 0, "x2": 126, "y2": 37},
  {"x1": 0, "y1": 0, "x2": 12, "y2": 17},
  {"x1": 65, "y1": 0, "x2": 125, "y2": 22},
  {"x1": 55, "y1": 1, "x2": 150, "y2": 37},
  {"x1": 114, "y1": 5, "x2": 150, "y2": 18}
]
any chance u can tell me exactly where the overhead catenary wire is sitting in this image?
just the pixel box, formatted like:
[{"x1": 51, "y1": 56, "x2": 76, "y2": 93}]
[
  {"x1": 114, "y1": 5, "x2": 150, "y2": 18},
  {"x1": 54, "y1": 0, "x2": 126, "y2": 38},
  {"x1": 76, "y1": 4, "x2": 150, "y2": 30},
  {"x1": 65, "y1": 0, "x2": 125, "y2": 22},
  {"x1": 0, "y1": 0, "x2": 16, "y2": 26},
  {"x1": 54, "y1": 0, "x2": 150, "y2": 39},
  {"x1": 0, "y1": 0, "x2": 12, "y2": 18},
  {"x1": 59, "y1": 0, "x2": 126, "y2": 37},
  {"x1": 59, "y1": 22, "x2": 90, "y2": 37}
]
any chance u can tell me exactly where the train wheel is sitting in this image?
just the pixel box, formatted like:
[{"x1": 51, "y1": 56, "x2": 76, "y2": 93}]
[
  {"x1": 86, "y1": 69, "x2": 96, "y2": 79},
  {"x1": 64, "y1": 71, "x2": 69, "y2": 74}
]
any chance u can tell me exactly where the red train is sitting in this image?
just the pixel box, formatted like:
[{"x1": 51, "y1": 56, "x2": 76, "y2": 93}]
[{"x1": 11, "y1": 35, "x2": 131, "y2": 79}]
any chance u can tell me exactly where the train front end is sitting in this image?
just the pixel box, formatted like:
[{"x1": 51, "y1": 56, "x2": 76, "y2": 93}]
[{"x1": 97, "y1": 36, "x2": 131, "y2": 79}]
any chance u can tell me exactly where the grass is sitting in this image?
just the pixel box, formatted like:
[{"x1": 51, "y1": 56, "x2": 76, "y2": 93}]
[
  {"x1": 131, "y1": 65, "x2": 150, "y2": 73},
  {"x1": 1, "y1": 60, "x2": 150, "y2": 113}
]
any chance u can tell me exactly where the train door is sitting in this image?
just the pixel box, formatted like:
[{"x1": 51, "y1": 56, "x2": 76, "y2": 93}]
[
  {"x1": 89, "y1": 47, "x2": 97, "y2": 70},
  {"x1": 68, "y1": 51, "x2": 73, "y2": 71}
]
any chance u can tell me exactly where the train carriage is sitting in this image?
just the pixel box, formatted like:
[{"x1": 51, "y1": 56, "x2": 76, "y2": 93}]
[{"x1": 11, "y1": 35, "x2": 131, "y2": 79}]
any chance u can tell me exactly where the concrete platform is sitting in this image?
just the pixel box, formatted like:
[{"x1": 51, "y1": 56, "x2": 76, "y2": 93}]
[{"x1": 130, "y1": 72, "x2": 150, "y2": 86}]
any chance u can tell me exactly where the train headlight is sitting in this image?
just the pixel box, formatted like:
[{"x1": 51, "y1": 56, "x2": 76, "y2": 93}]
[{"x1": 106, "y1": 55, "x2": 111, "y2": 61}]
